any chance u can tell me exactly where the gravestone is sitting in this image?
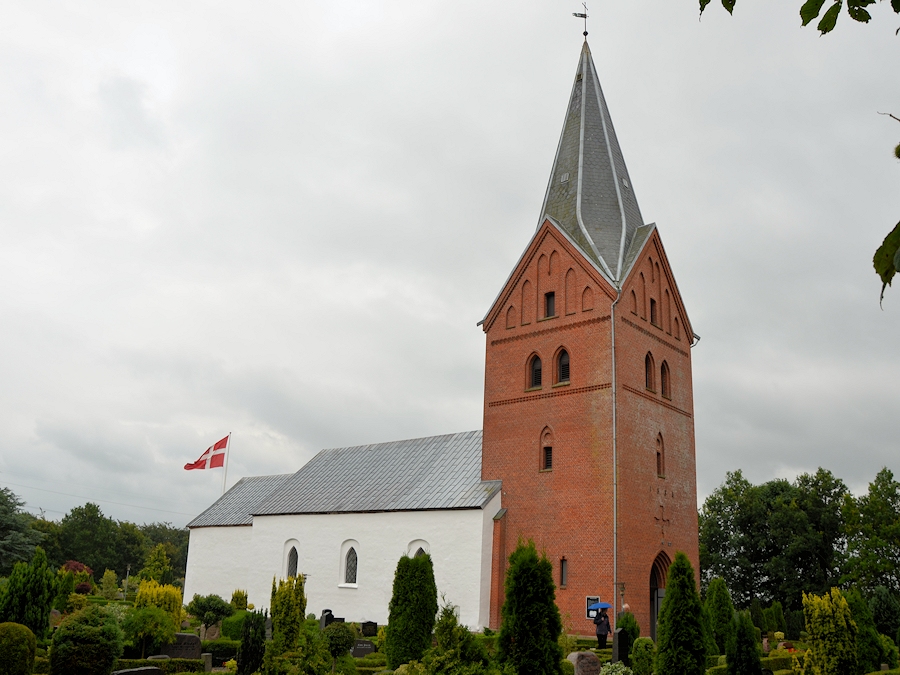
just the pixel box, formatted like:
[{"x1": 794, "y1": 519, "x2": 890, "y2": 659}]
[
  {"x1": 361, "y1": 621, "x2": 378, "y2": 637},
  {"x1": 320, "y1": 609, "x2": 334, "y2": 631},
  {"x1": 202, "y1": 653, "x2": 213, "y2": 672},
  {"x1": 351, "y1": 639, "x2": 376, "y2": 658},
  {"x1": 611, "y1": 628, "x2": 623, "y2": 663},
  {"x1": 567, "y1": 651, "x2": 601, "y2": 675},
  {"x1": 147, "y1": 655, "x2": 170, "y2": 660},
  {"x1": 161, "y1": 632, "x2": 202, "y2": 660}
]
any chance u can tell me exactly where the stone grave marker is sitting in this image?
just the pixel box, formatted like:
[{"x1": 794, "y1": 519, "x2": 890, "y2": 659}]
[
  {"x1": 611, "y1": 628, "x2": 623, "y2": 663},
  {"x1": 351, "y1": 639, "x2": 376, "y2": 658},
  {"x1": 361, "y1": 621, "x2": 378, "y2": 637},
  {"x1": 161, "y1": 632, "x2": 202, "y2": 660},
  {"x1": 567, "y1": 651, "x2": 601, "y2": 675}
]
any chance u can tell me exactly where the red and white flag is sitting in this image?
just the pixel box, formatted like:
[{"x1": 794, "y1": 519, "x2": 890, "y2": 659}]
[{"x1": 184, "y1": 435, "x2": 229, "y2": 470}]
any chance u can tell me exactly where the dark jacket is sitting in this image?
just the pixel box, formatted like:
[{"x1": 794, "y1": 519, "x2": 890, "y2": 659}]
[{"x1": 593, "y1": 612, "x2": 611, "y2": 635}]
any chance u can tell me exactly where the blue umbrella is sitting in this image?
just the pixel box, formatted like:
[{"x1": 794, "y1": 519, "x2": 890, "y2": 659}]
[{"x1": 588, "y1": 602, "x2": 613, "y2": 610}]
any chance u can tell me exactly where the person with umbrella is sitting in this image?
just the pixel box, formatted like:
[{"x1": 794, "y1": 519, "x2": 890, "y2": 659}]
[{"x1": 590, "y1": 602, "x2": 612, "y2": 649}]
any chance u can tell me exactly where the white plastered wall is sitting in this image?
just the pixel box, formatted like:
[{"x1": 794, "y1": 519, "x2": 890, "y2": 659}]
[
  {"x1": 183, "y1": 525, "x2": 253, "y2": 603},
  {"x1": 226, "y1": 497, "x2": 501, "y2": 629}
]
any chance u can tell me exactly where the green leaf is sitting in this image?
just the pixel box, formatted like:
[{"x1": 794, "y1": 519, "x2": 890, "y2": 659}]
[
  {"x1": 800, "y1": 0, "x2": 828, "y2": 26},
  {"x1": 817, "y1": 1, "x2": 842, "y2": 33},
  {"x1": 892, "y1": 0, "x2": 900, "y2": 14},
  {"x1": 721, "y1": 0, "x2": 736, "y2": 14},
  {"x1": 699, "y1": 0, "x2": 713, "y2": 15},
  {"x1": 847, "y1": 0, "x2": 873, "y2": 22},
  {"x1": 873, "y1": 220, "x2": 900, "y2": 304}
]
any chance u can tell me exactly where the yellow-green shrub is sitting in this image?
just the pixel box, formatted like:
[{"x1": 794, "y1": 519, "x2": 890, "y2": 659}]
[
  {"x1": 134, "y1": 579, "x2": 183, "y2": 627},
  {"x1": 802, "y1": 588, "x2": 857, "y2": 675}
]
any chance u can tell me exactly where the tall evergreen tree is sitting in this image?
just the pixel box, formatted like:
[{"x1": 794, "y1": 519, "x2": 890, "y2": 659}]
[
  {"x1": 749, "y1": 598, "x2": 767, "y2": 632},
  {"x1": 0, "y1": 546, "x2": 55, "y2": 639},
  {"x1": 705, "y1": 577, "x2": 736, "y2": 654},
  {"x1": 655, "y1": 551, "x2": 706, "y2": 675},
  {"x1": 497, "y1": 540, "x2": 563, "y2": 675},
  {"x1": 870, "y1": 586, "x2": 900, "y2": 639},
  {"x1": 385, "y1": 553, "x2": 438, "y2": 669},
  {"x1": 726, "y1": 611, "x2": 761, "y2": 675},
  {"x1": 845, "y1": 588, "x2": 883, "y2": 674},
  {"x1": 0, "y1": 487, "x2": 44, "y2": 575}
]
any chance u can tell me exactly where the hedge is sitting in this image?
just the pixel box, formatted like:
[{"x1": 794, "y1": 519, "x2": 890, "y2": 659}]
[
  {"x1": 760, "y1": 655, "x2": 793, "y2": 670},
  {"x1": 221, "y1": 609, "x2": 249, "y2": 640},
  {"x1": 33, "y1": 657, "x2": 50, "y2": 674},
  {"x1": 113, "y1": 658, "x2": 204, "y2": 673},
  {"x1": 201, "y1": 638, "x2": 240, "y2": 665}
]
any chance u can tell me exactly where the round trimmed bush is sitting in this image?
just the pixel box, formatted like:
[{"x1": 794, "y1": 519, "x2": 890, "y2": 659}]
[
  {"x1": 50, "y1": 605, "x2": 123, "y2": 675},
  {"x1": 630, "y1": 637, "x2": 655, "y2": 675},
  {"x1": 0, "y1": 622, "x2": 36, "y2": 675}
]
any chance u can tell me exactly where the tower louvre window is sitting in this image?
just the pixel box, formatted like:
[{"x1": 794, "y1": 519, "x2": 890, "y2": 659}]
[
  {"x1": 557, "y1": 350, "x2": 570, "y2": 383},
  {"x1": 545, "y1": 292, "x2": 556, "y2": 318},
  {"x1": 560, "y1": 558, "x2": 568, "y2": 587},
  {"x1": 661, "y1": 361, "x2": 671, "y2": 399},
  {"x1": 543, "y1": 446, "x2": 553, "y2": 470},
  {"x1": 645, "y1": 353, "x2": 655, "y2": 392},
  {"x1": 530, "y1": 356, "x2": 542, "y2": 388},
  {"x1": 650, "y1": 298, "x2": 658, "y2": 326}
]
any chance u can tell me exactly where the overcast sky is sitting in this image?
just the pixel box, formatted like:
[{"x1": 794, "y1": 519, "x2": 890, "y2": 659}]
[{"x1": 0, "y1": 1, "x2": 897, "y2": 528}]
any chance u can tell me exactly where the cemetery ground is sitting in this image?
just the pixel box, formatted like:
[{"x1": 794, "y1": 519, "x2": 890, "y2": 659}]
[{"x1": 3, "y1": 468, "x2": 900, "y2": 675}]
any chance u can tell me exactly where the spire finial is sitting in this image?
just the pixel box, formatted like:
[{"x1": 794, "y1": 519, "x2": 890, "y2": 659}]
[{"x1": 572, "y1": 3, "x2": 589, "y2": 37}]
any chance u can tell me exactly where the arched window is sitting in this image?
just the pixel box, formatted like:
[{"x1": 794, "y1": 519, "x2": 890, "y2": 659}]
[
  {"x1": 287, "y1": 546, "x2": 298, "y2": 578},
  {"x1": 529, "y1": 355, "x2": 542, "y2": 388},
  {"x1": 506, "y1": 305, "x2": 516, "y2": 329},
  {"x1": 656, "y1": 434, "x2": 665, "y2": 477},
  {"x1": 557, "y1": 350, "x2": 570, "y2": 384},
  {"x1": 650, "y1": 298, "x2": 658, "y2": 326},
  {"x1": 660, "y1": 361, "x2": 671, "y2": 398},
  {"x1": 674, "y1": 317, "x2": 681, "y2": 340},
  {"x1": 415, "y1": 547, "x2": 426, "y2": 558},
  {"x1": 540, "y1": 427, "x2": 554, "y2": 471},
  {"x1": 630, "y1": 290, "x2": 637, "y2": 315},
  {"x1": 345, "y1": 547, "x2": 358, "y2": 584},
  {"x1": 645, "y1": 353, "x2": 655, "y2": 391}
]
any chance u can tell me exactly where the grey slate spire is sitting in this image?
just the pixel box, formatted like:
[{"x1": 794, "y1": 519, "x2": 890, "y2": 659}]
[{"x1": 539, "y1": 41, "x2": 645, "y2": 282}]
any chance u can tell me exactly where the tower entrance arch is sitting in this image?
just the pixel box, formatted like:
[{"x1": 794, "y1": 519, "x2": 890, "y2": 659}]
[{"x1": 649, "y1": 552, "x2": 671, "y2": 641}]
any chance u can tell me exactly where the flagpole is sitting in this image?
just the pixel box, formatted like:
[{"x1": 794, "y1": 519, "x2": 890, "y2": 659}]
[{"x1": 222, "y1": 432, "x2": 231, "y2": 496}]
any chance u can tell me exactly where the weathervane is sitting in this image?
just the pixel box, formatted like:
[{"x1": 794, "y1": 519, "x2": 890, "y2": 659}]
[{"x1": 573, "y1": 3, "x2": 588, "y2": 37}]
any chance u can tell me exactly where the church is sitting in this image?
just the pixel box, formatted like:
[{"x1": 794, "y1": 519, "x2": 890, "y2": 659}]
[{"x1": 183, "y1": 40, "x2": 699, "y2": 640}]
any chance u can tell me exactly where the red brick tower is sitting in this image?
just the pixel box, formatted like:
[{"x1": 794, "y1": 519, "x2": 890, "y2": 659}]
[{"x1": 480, "y1": 41, "x2": 699, "y2": 639}]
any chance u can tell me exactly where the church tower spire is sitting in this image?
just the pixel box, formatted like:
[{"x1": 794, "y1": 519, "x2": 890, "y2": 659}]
[{"x1": 539, "y1": 41, "x2": 644, "y2": 282}]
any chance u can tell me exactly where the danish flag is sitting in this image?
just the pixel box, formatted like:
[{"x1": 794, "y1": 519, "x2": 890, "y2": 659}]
[{"x1": 184, "y1": 435, "x2": 229, "y2": 470}]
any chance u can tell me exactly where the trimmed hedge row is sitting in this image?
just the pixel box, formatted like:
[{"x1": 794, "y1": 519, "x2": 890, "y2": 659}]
[
  {"x1": 201, "y1": 638, "x2": 241, "y2": 665},
  {"x1": 114, "y1": 659, "x2": 205, "y2": 673}
]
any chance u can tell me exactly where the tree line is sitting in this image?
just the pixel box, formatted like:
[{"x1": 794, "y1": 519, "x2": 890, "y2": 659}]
[
  {"x1": 700, "y1": 466, "x2": 900, "y2": 612},
  {"x1": 0, "y1": 486, "x2": 189, "y2": 583}
]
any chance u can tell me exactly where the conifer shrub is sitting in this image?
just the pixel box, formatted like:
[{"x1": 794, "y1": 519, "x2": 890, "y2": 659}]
[
  {"x1": 0, "y1": 547, "x2": 55, "y2": 639},
  {"x1": 497, "y1": 540, "x2": 563, "y2": 675},
  {"x1": 701, "y1": 603, "x2": 719, "y2": 656},
  {"x1": 268, "y1": 575, "x2": 307, "y2": 654},
  {"x1": 629, "y1": 637, "x2": 655, "y2": 675},
  {"x1": 802, "y1": 588, "x2": 857, "y2": 675},
  {"x1": 99, "y1": 570, "x2": 118, "y2": 601},
  {"x1": 705, "y1": 577, "x2": 736, "y2": 655},
  {"x1": 0, "y1": 622, "x2": 36, "y2": 675},
  {"x1": 725, "y1": 611, "x2": 761, "y2": 675},
  {"x1": 749, "y1": 599, "x2": 766, "y2": 633},
  {"x1": 768, "y1": 601, "x2": 786, "y2": 634},
  {"x1": 421, "y1": 600, "x2": 493, "y2": 675},
  {"x1": 50, "y1": 604, "x2": 123, "y2": 675},
  {"x1": 236, "y1": 610, "x2": 266, "y2": 675},
  {"x1": 53, "y1": 570, "x2": 75, "y2": 613},
  {"x1": 616, "y1": 612, "x2": 640, "y2": 666},
  {"x1": 785, "y1": 610, "x2": 804, "y2": 641},
  {"x1": 845, "y1": 587, "x2": 883, "y2": 674},
  {"x1": 231, "y1": 589, "x2": 248, "y2": 611},
  {"x1": 870, "y1": 587, "x2": 900, "y2": 640},
  {"x1": 385, "y1": 553, "x2": 438, "y2": 669},
  {"x1": 135, "y1": 580, "x2": 183, "y2": 628},
  {"x1": 654, "y1": 551, "x2": 706, "y2": 675}
]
